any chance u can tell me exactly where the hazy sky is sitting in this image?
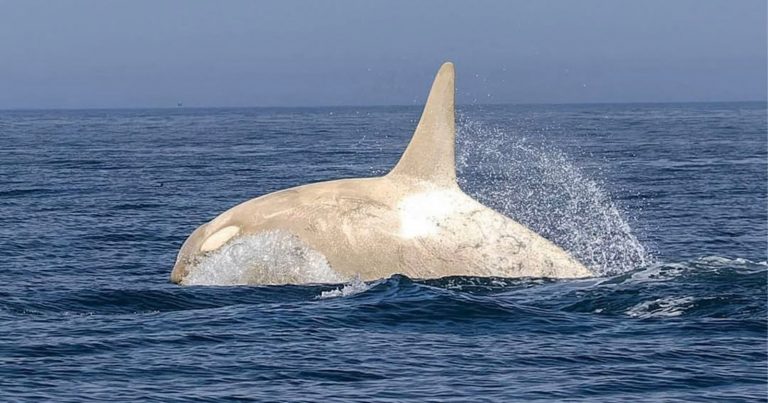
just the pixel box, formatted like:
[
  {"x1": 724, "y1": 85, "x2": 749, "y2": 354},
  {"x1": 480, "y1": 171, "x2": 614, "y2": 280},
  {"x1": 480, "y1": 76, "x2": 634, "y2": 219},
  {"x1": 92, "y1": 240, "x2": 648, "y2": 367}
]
[{"x1": 0, "y1": 0, "x2": 765, "y2": 108}]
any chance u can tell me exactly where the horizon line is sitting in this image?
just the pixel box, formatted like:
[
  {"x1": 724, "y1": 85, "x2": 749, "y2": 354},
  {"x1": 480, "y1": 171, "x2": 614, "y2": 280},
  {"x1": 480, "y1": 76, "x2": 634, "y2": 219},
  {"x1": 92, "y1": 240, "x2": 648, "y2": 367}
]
[{"x1": 1, "y1": 99, "x2": 765, "y2": 112}]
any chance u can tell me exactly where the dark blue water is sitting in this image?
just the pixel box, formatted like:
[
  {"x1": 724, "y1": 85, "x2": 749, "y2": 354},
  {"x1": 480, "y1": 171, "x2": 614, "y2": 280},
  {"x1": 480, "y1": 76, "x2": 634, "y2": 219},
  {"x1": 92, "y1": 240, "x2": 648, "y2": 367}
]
[{"x1": 1, "y1": 103, "x2": 766, "y2": 401}]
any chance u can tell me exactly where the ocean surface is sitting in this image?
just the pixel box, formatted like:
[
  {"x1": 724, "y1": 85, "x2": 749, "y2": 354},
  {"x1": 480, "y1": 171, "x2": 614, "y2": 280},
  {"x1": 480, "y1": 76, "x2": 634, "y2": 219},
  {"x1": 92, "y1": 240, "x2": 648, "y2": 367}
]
[{"x1": 1, "y1": 102, "x2": 766, "y2": 401}]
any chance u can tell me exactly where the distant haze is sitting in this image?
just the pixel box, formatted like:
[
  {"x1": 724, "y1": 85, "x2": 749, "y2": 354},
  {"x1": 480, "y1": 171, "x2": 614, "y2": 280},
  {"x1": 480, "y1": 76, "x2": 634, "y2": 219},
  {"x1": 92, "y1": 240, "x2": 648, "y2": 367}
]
[{"x1": 0, "y1": 0, "x2": 765, "y2": 109}]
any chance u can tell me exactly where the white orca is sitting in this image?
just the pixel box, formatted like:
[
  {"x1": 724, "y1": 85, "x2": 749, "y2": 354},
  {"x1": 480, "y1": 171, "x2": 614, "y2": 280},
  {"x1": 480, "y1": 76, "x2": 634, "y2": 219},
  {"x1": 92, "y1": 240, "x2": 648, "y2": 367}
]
[{"x1": 171, "y1": 62, "x2": 592, "y2": 285}]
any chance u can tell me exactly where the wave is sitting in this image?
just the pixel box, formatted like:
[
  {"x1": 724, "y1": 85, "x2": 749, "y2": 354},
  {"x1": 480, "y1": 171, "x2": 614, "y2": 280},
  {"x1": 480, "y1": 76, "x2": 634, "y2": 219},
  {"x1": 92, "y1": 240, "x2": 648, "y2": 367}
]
[
  {"x1": 2, "y1": 256, "x2": 764, "y2": 325},
  {"x1": 318, "y1": 275, "x2": 372, "y2": 299},
  {"x1": 625, "y1": 296, "x2": 697, "y2": 318}
]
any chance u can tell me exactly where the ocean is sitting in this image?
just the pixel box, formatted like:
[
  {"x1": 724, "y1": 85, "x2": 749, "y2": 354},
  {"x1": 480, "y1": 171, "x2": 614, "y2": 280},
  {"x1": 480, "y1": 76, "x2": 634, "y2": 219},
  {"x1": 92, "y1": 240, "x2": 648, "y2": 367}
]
[{"x1": 1, "y1": 102, "x2": 766, "y2": 401}]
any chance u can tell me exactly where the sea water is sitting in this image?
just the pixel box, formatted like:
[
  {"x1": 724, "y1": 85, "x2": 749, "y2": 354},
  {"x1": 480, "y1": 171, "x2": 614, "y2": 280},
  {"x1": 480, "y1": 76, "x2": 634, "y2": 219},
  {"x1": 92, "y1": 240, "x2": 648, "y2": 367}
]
[{"x1": 0, "y1": 103, "x2": 765, "y2": 401}]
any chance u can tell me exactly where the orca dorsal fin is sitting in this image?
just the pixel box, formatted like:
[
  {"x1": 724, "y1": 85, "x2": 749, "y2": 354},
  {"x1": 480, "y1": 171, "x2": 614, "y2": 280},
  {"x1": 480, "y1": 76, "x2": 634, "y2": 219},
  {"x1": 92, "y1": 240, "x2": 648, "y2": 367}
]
[{"x1": 388, "y1": 62, "x2": 457, "y2": 187}]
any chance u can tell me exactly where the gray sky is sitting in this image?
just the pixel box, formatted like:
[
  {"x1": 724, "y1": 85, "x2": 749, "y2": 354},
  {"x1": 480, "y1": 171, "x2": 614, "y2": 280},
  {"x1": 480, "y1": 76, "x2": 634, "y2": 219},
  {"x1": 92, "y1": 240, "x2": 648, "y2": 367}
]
[{"x1": 0, "y1": 0, "x2": 765, "y2": 109}]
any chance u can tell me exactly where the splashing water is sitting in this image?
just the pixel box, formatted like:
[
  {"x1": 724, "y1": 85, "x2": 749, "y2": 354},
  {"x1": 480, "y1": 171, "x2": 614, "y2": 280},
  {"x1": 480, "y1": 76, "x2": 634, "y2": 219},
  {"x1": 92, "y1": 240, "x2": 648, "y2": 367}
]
[
  {"x1": 456, "y1": 118, "x2": 650, "y2": 276},
  {"x1": 182, "y1": 230, "x2": 345, "y2": 286}
]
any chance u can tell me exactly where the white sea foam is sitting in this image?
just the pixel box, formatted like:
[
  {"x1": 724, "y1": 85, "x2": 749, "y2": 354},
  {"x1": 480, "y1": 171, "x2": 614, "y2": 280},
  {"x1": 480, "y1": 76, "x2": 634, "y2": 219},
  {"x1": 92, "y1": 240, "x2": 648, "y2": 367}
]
[
  {"x1": 627, "y1": 263, "x2": 687, "y2": 283},
  {"x1": 456, "y1": 118, "x2": 651, "y2": 276},
  {"x1": 318, "y1": 275, "x2": 372, "y2": 299},
  {"x1": 694, "y1": 255, "x2": 768, "y2": 268},
  {"x1": 182, "y1": 230, "x2": 345, "y2": 286},
  {"x1": 626, "y1": 296, "x2": 695, "y2": 318}
]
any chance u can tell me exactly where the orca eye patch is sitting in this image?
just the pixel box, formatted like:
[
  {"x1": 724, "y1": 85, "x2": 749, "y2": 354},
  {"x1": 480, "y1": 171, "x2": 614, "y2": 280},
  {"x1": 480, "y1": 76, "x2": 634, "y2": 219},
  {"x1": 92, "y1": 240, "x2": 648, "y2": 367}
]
[{"x1": 200, "y1": 226, "x2": 240, "y2": 252}]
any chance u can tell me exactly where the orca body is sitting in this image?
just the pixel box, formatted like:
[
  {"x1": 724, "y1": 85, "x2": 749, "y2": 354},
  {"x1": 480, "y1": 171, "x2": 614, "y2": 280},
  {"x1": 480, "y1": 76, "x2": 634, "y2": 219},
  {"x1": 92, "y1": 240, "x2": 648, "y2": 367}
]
[{"x1": 171, "y1": 63, "x2": 592, "y2": 285}]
